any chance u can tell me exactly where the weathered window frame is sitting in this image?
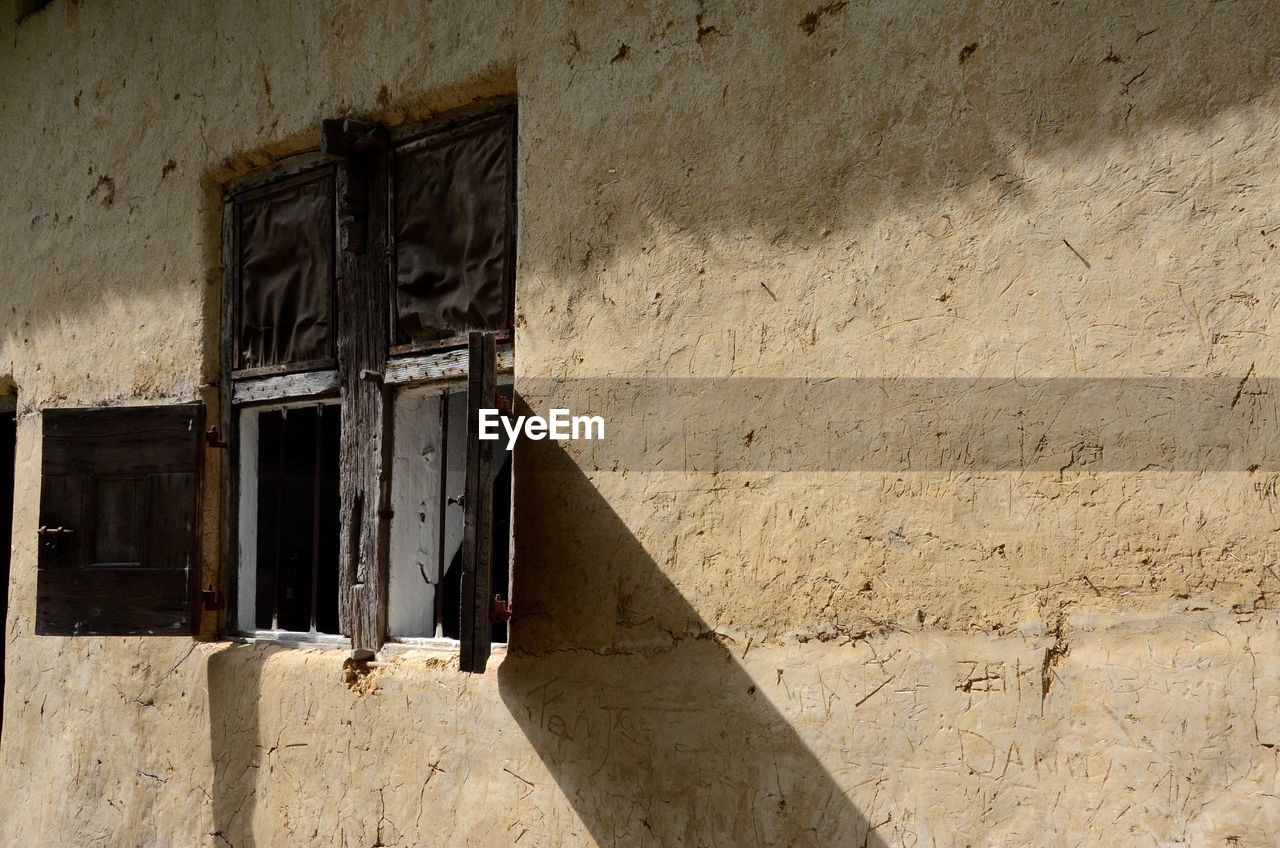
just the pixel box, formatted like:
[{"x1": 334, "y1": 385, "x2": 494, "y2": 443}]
[
  {"x1": 233, "y1": 397, "x2": 344, "y2": 644},
  {"x1": 384, "y1": 347, "x2": 515, "y2": 651},
  {"x1": 220, "y1": 101, "x2": 517, "y2": 668}
]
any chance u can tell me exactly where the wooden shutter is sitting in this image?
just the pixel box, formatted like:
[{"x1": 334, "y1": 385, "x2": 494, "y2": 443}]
[
  {"x1": 36, "y1": 404, "x2": 203, "y2": 636},
  {"x1": 459, "y1": 331, "x2": 497, "y2": 672}
]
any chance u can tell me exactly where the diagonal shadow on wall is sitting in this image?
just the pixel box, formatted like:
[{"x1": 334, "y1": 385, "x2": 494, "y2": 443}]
[{"x1": 500, "y1": 441, "x2": 886, "y2": 847}]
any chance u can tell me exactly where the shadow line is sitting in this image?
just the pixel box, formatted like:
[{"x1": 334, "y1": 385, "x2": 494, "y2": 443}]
[
  {"x1": 208, "y1": 643, "x2": 280, "y2": 848},
  {"x1": 501, "y1": 441, "x2": 886, "y2": 846}
]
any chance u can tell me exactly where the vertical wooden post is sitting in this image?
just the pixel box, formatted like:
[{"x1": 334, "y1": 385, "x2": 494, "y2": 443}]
[
  {"x1": 460, "y1": 330, "x2": 497, "y2": 672},
  {"x1": 335, "y1": 127, "x2": 391, "y2": 657}
]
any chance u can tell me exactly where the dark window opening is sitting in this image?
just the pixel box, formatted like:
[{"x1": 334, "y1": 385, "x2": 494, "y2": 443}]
[
  {"x1": 251, "y1": 405, "x2": 340, "y2": 634},
  {"x1": 490, "y1": 441, "x2": 512, "y2": 645}
]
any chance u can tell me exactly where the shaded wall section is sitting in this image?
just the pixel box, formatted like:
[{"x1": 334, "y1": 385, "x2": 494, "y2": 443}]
[{"x1": 0, "y1": 0, "x2": 1279, "y2": 845}]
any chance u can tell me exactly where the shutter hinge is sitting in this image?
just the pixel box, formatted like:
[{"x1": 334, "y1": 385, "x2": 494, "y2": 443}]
[
  {"x1": 201, "y1": 589, "x2": 224, "y2": 611},
  {"x1": 205, "y1": 426, "x2": 229, "y2": 449}
]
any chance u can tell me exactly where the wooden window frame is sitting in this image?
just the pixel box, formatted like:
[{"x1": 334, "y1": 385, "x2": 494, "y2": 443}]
[
  {"x1": 221, "y1": 103, "x2": 517, "y2": 668},
  {"x1": 384, "y1": 353, "x2": 515, "y2": 654},
  {"x1": 232, "y1": 397, "x2": 344, "y2": 644},
  {"x1": 221, "y1": 160, "x2": 346, "y2": 647}
]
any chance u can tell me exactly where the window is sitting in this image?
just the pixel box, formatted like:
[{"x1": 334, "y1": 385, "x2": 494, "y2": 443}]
[
  {"x1": 235, "y1": 402, "x2": 340, "y2": 636},
  {"x1": 31, "y1": 105, "x2": 515, "y2": 669},
  {"x1": 223, "y1": 103, "x2": 516, "y2": 670}
]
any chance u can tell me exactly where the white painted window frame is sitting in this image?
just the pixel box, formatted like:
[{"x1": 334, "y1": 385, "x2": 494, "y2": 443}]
[
  {"x1": 234, "y1": 396, "x2": 343, "y2": 643},
  {"x1": 384, "y1": 361, "x2": 516, "y2": 648},
  {"x1": 229, "y1": 342, "x2": 514, "y2": 651}
]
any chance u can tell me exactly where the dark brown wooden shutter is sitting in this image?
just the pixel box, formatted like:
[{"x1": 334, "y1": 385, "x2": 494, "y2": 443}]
[
  {"x1": 36, "y1": 404, "x2": 203, "y2": 636},
  {"x1": 459, "y1": 331, "x2": 497, "y2": 672}
]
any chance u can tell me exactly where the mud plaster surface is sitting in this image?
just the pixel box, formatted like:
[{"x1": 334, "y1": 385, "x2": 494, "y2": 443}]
[{"x1": 1, "y1": 0, "x2": 1279, "y2": 845}]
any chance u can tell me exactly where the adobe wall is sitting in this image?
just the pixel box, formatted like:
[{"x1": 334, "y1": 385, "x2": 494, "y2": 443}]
[{"x1": 1, "y1": 1, "x2": 1278, "y2": 845}]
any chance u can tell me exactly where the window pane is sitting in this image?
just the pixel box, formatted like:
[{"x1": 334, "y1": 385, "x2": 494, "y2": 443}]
[
  {"x1": 236, "y1": 170, "x2": 335, "y2": 371},
  {"x1": 392, "y1": 111, "x2": 514, "y2": 347},
  {"x1": 245, "y1": 404, "x2": 340, "y2": 633}
]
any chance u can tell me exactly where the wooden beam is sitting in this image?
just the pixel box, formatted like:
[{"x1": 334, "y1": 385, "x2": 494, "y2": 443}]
[
  {"x1": 336, "y1": 135, "x2": 391, "y2": 657},
  {"x1": 459, "y1": 331, "x2": 497, "y2": 673},
  {"x1": 382, "y1": 343, "x2": 514, "y2": 388},
  {"x1": 232, "y1": 369, "x2": 340, "y2": 405}
]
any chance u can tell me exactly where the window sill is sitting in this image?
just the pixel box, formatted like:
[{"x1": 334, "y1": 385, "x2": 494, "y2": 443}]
[
  {"x1": 219, "y1": 632, "x2": 509, "y2": 662},
  {"x1": 379, "y1": 637, "x2": 507, "y2": 660},
  {"x1": 225, "y1": 630, "x2": 351, "y2": 650}
]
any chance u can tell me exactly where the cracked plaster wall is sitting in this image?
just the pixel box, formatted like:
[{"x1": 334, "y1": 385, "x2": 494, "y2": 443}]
[{"x1": 1, "y1": 0, "x2": 1280, "y2": 845}]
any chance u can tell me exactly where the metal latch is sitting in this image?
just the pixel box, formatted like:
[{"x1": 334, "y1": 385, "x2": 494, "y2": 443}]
[{"x1": 492, "y1": 594, "x2": 512, "y2": 623}]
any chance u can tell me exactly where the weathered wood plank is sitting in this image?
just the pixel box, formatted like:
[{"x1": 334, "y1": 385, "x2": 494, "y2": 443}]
[
  {"x1": 382, "y1": 343, "x2": 513, "y2": 388},
  {"x1": 41, "y1": 405, "x2": 203, "y2": 477},
  {"x1": 36, "y1": 568, "x2": 192, "y2": 636},
  {"x1": 459, "y1": 331, "x2": 497, "y2": 673},
  {"x1": 232, "y1": 369, "x2": 341, "y2": 405},
  {"x1": 213, "y1": 198, "x2": 236, "y2": 641},
  {"x1": 223, "y1": 150, "x2": 335, "y2": 199},
  {"x1": 336, "y1": 139, "x2": 391, "y2": 657}
]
